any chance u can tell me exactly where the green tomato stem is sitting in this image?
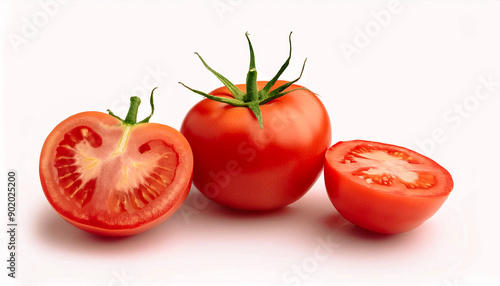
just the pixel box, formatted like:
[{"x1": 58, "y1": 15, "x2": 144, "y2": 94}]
[
  {"x1": 123, "y1": 97, "x2": 141, "y2": 125},
  {"x1": 108, "y1": 87, "x2": 157, "y2": 125},
  {"x1": 244, "y1": 32, "x2": 259, "y2": 103},
  {"x1": 180, "y1": 32, "x2": 309, "y2": 129}
]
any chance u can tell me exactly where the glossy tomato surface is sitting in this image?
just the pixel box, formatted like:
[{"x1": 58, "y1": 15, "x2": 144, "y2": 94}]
[
  {"x1": 39, "y1": 111, "x2": 193, "y2": 236},
  {"x1": 181, "y1": 80, "x2": 331, "y2": 211},
  {"x1": 324, "y1": 140, "x2": 453, "y2": 234}
]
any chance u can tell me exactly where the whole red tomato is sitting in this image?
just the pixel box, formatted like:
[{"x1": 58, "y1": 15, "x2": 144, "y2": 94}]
[
  {"x1": 324, "y1": 140, "x2": 454, "y2": 234},
  {"x1": 39, "y1": 89, "x2": 193, "y2": 236},
  {"x1": 180, "y1": 33, "x2": 332, "y2": 210}
]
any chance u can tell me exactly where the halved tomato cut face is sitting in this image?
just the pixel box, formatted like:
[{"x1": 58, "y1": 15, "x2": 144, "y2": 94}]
[
  {"x1": 40, "y1": 109, "x2": 193, "y2": 236},
  {"x1": 324, "y1": 140, "x2": 453, "y2": 234},
  {"x1": 335, "y1": 143, "x2": 450, "y2": 196}
]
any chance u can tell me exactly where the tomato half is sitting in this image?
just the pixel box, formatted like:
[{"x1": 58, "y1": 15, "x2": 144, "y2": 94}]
[
  {"x1": 324, "y1": 140, "x2": 453, "y2": 234},
  {"x1": 39, "y1": 91, "x2": 193, "y2": 236},
  {"x1": 180, "y1": 33, "x2": 331, "y2": 210}
]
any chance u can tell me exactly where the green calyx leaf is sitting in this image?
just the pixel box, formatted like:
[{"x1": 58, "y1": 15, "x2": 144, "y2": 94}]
[
  {"x1": 107, "y1": 87, "x2": 157, "y2": 125},
  {"x1": 179, "y1": 32, "x2": 308, "y2": 129}
]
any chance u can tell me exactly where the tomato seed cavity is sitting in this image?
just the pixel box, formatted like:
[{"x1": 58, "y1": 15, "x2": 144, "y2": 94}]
[
  {"x1": 54, "y1": 126, "x2": 102, "y2": 207},
  {"x1": 55, "y1": 127, "x2": 179, "y2": 213},
  {"x1": 108, "y1": 140, "x2": 178, "y2": 214}
]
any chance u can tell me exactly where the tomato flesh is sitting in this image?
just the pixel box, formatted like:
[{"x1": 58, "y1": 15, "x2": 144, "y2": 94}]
[
  {"x1": 40, "y1": 112, "x2": 193, "y2": 236},
  {"x1": 55, "y1": 126, "x2": 178, "y2": 216},
  {"x1": 340, "y1": 144, "x2": 440, "y2": 193},
  {"x1": 106, "y1": 139, "x2": 177, "y2": 214},
  {"x1": 55, "y1": 126, "x2": 102, "y2": 208},
  {"x1": 324, "y1": 140, "x2": 453, "y2": 234}
]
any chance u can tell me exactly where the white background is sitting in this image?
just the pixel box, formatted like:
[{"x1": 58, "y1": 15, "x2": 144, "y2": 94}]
[{"x1": 1, "y1": 0, "x2": 500, "y2": 285}]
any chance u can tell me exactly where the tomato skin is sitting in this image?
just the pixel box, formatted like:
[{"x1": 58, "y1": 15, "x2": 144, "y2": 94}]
[
  {"x1": 181, "y1": 81, "x2": 331, "y2": 211},
  {"x1": 324, "y1": 140, "x2": 453, "y2": 234},
  {"x1": 40, "y1": 111, "x2": 193, "y2": 236}
]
